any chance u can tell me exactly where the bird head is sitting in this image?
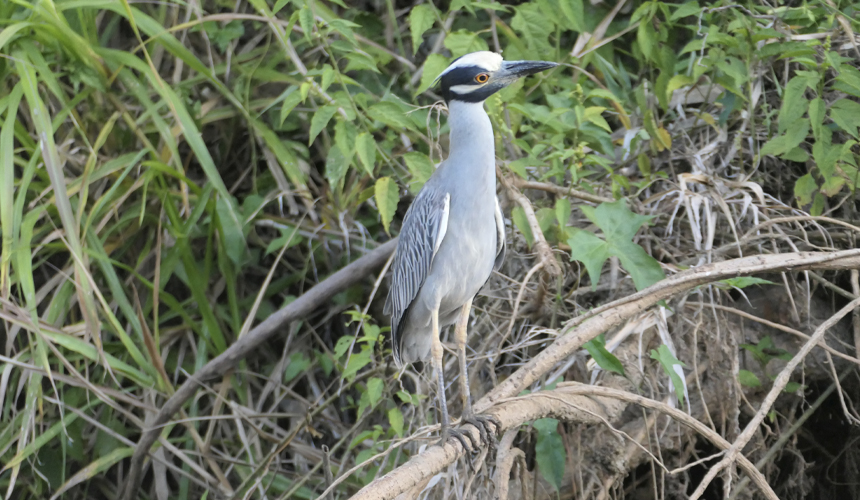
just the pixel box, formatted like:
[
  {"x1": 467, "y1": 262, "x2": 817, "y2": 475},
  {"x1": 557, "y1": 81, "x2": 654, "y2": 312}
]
[{"x1": 435, "y1": 51, "x2": 557, "y2": 103}]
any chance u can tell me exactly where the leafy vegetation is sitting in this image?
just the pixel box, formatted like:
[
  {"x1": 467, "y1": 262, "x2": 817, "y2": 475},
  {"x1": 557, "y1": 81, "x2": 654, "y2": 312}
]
[{"x1": 1, "y1": 0, "x2": 860, "y2": 498}]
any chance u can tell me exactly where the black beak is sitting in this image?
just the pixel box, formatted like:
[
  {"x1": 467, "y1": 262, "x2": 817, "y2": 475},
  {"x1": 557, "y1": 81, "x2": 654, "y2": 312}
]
[{"x1": 498, "y1": 60, "x2": 558, "y2": 80}]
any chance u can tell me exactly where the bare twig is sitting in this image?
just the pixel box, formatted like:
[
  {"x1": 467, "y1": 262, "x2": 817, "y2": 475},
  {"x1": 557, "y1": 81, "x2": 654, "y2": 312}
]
[
  {"x1": 121, "y1": 239, "x2": 398, "y2": 500},
  {"x1": 688, "y1": 296, "x2": 860, "y2": 499}
]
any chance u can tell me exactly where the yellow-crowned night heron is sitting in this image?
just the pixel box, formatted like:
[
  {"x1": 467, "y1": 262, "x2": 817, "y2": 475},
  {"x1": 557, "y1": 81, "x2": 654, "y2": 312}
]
[{"x1": 384, "y1": 51, "x2": 557, "y2": 445}]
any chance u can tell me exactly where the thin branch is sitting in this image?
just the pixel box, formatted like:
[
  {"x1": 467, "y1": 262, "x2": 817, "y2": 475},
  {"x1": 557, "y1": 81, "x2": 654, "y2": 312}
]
[{"x1": 121, "y1": 239, "x2": 398, "y2": 500}]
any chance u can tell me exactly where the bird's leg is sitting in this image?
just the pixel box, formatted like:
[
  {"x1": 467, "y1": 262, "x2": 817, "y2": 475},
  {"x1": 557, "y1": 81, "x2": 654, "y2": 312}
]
[
  {"x1": 431, "y1": 307, "x2": 475, "y2": 452},
  {"x1": 454, "y1": 299, "x2": 500, "y2": 448}
]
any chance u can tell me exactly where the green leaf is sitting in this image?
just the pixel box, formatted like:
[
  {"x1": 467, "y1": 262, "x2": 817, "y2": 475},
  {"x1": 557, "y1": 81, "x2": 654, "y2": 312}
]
[
  {"x1": 388, "y1": 407, "x2": 404, "y2": 437},
  {"x1": 356, "y1": 132, "x2": 377, "y2": 175},
  {"x1": 334, "y1": 335, "x2": 353, "y2": 359},
  {"x1": 534, "y1": 418, "x2": 565, "y2": 492},
  {"x1": 368, "y1": 101, "x2": 412, "y2": 129},
  {"x1": 559, "y1": 0, "x2": 585, "y2": 32},
  {"x1": 583, "y1": 334, "x2": 625, "y2": 375},
  {"x1": 279, "y1": 87, "x2": 304, "y2": 125},
  {"x1": 512, "y1": 4, "x2": 553, "y2": 54},
  {"x1": 650, "y1": 344, "x2": 688, "y2": 406},
  {"x1": 568, "y1": 201, "x2": 665, "y2": 290},
  {"x1": 334, "y1": 118, "x2": 357, "y2": 158},
  {"x1": 777, "y1": 76, "x2": 812, "y2": 134},
  {"x1": 216, "y1": 196, "x2": 246, "y2": 265},
  {"x1": 784, "y1": 381, "x2": 804, "y2": 393},
  {"x1": 808, "y1": 97, "x2": 825, "y2": 142},
  {"x1": 402, "y1": 152, "x2": 434, "y2": 188},
  {"x1": 324, "y1": 145, "x2": 350, "y2": 187},
  {"x1": 374, "y1": 177, "x2": 400, "y2": 235},
  {"x1": 670, "y1": 1, "x2": 701, "y2": 20},
  {"x1": 830, "y1": 99, "x2": 860, "y2": 139},
  {"x1": 718, "y1": 277, "x2": 775, "y2": 289},
  {"x1": 265, "y1": 225, "x2": 303, "y2": 255},
  {"x1": 342, "y1": 349, "x2": 371, "y2": 381},
  {"x1": 555, "y1": 198, "x2": 571, "y2": 227},
  {"x1": 299, "y1": 6, "x2": 314, "y2": 42},
  {"x1": 761, "y1": 119, "x2": 809, "y2": 157},
  {"x1": 444, "y1": 30, "x2": 489, "y2": 58},
  {"x1": 308, "y1": 104, "x2": 338, "y2": 145},
  {"x1": 366, "y1": 377, "x2": 384, "y2": 407},
  {"x1": 417, "y1": 54, "x2": 450, "y2": 94},
  {"x1": 794, "y1": 173, "x2": 818, "y2": 206},
  {"x1": 567, "y1": 228, "x2": 610, "y2": 288},
  {"x1": 284, "y1": 352, "x2": 311, "y2": 383},
  {"x1": 511, "y1": 206, "x2": 534, "y2": 247},
  {"x1": 738, "y1": 369, "x2": 761, "y2": 388},
  {"x1": 409, "y1": 4, "x2": 436, "y2": 54}
]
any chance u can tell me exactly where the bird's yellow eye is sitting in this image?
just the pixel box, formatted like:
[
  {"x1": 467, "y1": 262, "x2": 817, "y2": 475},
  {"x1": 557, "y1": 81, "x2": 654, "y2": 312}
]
[{"x1": 475, "y1": 73, "x2": 489, "y2": 84}]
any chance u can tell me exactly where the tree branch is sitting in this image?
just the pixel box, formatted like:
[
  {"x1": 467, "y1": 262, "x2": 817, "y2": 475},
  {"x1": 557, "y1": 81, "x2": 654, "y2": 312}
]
[
  {"x1": 353, "y1": 248, "x2": 860, "y2": 499},
  {"x1": 122, "y1": 239, "x2": 398, "y2": 500}
]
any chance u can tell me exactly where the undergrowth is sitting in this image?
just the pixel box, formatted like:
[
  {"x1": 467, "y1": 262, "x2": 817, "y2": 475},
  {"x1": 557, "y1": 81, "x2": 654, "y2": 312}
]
[{"x1": 1, "y1": 0, "x2": 859, "y2": 498}]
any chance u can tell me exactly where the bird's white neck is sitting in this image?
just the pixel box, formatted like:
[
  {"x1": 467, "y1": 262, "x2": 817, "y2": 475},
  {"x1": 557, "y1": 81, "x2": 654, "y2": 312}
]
[{"x1": 446, "y1": 100, "x2": 496, "y2": 170}]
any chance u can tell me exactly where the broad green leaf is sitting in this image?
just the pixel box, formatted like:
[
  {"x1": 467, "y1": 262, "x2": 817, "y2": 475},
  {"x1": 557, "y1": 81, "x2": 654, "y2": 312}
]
[
  {"x1": 614, "y1": 240, "x2": 666, "y2": 291},
  {"x1": 444, "y1": 30, "x2": 489, "y2": 57},
  {"x1": 670, "y1": 1, "x2": 701, "y2": 20},
  {"x1": 830, "y1": 99, "x2": 860, "y2": 138},
  {"x1": 511, "y1": 206, "x2": 534, "y2": 247},
  {"x1": 368, "y1": 101, "x2": 412, "y2": 129},
  {"x1": 308, "y1": 105, "x2": 338, "y2": 145},
  {"x1": 374, "y1": 177, "x2": 400, "y2": 235},
  {"x1": 388, "y1": 407, "x2": 404, "y2": 437},
  {"x1": 334, "y1": 335, "x2": 353, "y2": 359},
  {"x1": 284, "y1": 352, "x2": 311, "y2": 383},
  {"x1": 402, "y1": 152, "x2": 434, "y2": 188},
  {"x1": 366, "y1": 377, "x2": 384, "y2": 407},
  {"x1": 355, "y1": 132, "x2": 377, "y2": 175},
  {"x1": 555, "y1": 198, "x2": 571, "y2": 226},
  {"x1": 325, "y1": 145, "x2": 350, "y2": 187},
  {"x1": 777, "y1": 76, "x2": 812, "y2": 134},
  {"x1": 534, "y1": 418, "x2": 565, "y2": 492},
  {"x1": 794, "y1": 173, "x2": 817, "y2": 206},
  {"x1": 761, "y1": 119, "x2": 809, "y2": 157},
  {"x1": 342, "y1": 349, "x2": 371, "y2": 381},
  {"x1": 299, "y1": 5, "x2": 314, "y2": 41},
  {"x1": 409, "y1": 4, "x2": 436, "y2": 54},
  {"x1": 569, "y1": 201, "x2": 664, "y2": 290},
  {"x1": 567, "y1": 228, "x2": 609, "y2": 287},
  {"x1": 334, "y1": 119, "x2": 358, "y2": 157},
  {"x1": 417, "y1": 54, "x2": 450, "y2": 94},
  {"x1": 583, "y1": 334, "x2": 625, "y2": 375},
  {"x1": 559, "y1": 0, "x2": 585, "y2": 32},
  {"x1": 784, "y1": 382, "x2": 804, "y2": 393},
  {"x1": 650, "y1": 345, "x2": 687, "y2": 406},
  {"x1": 738, "y1": 369, "x2": 761, "y2": 388},
  {"x1": 808, "y1": 97, "x2": 825, "y2": 142},
  {"x1": 512, "y1": 4, "x2": 553, "y2": 53}
]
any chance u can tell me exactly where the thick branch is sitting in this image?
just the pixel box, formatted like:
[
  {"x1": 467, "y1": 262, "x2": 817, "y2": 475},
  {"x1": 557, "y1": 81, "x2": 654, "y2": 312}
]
[
  {"x1": 122, "y1": 239, "x2": 398, "y2": 500},
  {"x1": 351, "y1": 384, "x2": 777, "y2": 500},
  {"x1": 354, "y1": 249, "x2": 860, "y2": 499}
]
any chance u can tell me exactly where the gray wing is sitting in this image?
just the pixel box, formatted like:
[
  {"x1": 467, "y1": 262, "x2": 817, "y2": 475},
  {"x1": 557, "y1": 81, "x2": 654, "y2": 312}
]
[
  {"x1": 493, "y1": 196, "x2": 506, "y2": 271},
  {"x1": 384, "y1": 189, "x2": 450, "y2": 366}
]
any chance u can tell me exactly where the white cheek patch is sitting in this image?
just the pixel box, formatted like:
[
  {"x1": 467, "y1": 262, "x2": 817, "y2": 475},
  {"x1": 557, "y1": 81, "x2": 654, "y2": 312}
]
[{"x1": 448, "y1": 84, "x2": 482, "y2": 94}]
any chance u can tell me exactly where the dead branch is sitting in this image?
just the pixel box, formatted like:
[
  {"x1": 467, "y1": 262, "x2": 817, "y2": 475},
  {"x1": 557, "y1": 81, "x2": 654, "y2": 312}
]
[
  {"x1": 688, "y1": 296, "x2": 860, "y2": 499},
  {"x1": 122, "y1": 239, "x2": 398, "y2": 500},
  {"x1": 353, "y1": 249, "x2": 860, "y2": 499},
  {"x1": 351, "y1": 383, "x2": 778, "y2": 500}
]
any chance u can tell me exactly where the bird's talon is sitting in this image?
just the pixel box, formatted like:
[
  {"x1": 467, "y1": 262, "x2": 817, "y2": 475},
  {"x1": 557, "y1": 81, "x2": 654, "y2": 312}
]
[{"x1": 463, "y1": 414, "x2": 500, "y2": 452}]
